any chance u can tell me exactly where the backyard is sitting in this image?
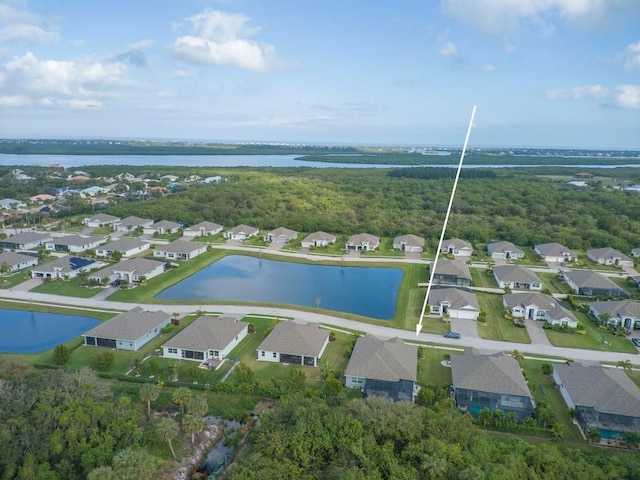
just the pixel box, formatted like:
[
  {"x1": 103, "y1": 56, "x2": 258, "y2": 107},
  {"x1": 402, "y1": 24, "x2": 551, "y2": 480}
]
[{"x1": 476, "y1": 292, "x2": 531, "y2": 343}]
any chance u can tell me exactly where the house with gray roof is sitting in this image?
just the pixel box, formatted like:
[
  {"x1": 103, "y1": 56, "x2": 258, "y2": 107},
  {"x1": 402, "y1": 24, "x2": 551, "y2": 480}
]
[
  {"x1": 257, "y1": 321, "x2": 329, "y2": 367},
  {"x1": 344, "y1": 336, "x2": 417, "y2": 402},
  {"x1": 83, "y1": 213, "x2": 121, "y2": 228},
  {"x1": 223, "y1": 224, "x2": 259, "y2": 241},
  {"x1": 96, "y1": 237, "x2": 150, "y2": 258},
  {"x1": 153, "y1": 240, "x2": 207, "y2": 261},
  {"x1": 587, "y1": 247, "x2": 634, "y2": 268},
  {"x1": 553, "y1": 363, "x2": 640, "y2": 440},
  {"x1": 82, "y1": 306, "x2": 171, "y2": 351},
  {"x1": 0, "y1": 251, "x2": 38, "y2": 273},
  {"x1": 392, "y1": 234, "x2": 425, "y2": 253},
  {"x1": 0, "y1": 231, "x2": 53, "y2": 250},
  {"x1": 301, "y1": 231, "x2": 336, "y2": 248},
  {"x1": 31, "y1": 256, "x2": 102, "y2": 279},
  {"x1": 264, "y1": 227, "x2": 298, "y2": 244},
  {"x1": 441, "y1": 238, "x2": 473, "y2": 257},
  {"x1": 183, "y1": 221, "x2": 223, "y2": 237},
  {"x1": 534, "y1": 242, "x2": 577, "y2": 264},
  {"x1": 346, "y1": 233, "x2": 380, "y2": 252},
  {"x1": 44, "y1": 234, "x2": 107, "y2": 253},
  {"x1": 451, "y1": 349, "x2": 535, "y2": 422},
  {"x1": 486, "y1": 240, "x2": 525, "y2": 260},
  {"x1": 162, "y1": 316, "x2": 249, "y2": 362},
  {"x1": 113, "y1": 215, "x2": 154, "y2": 232},
  {"x1": 493, "y1": 265, "x2": 542, "y2": 291},
  {"x1": 143, "y1": 220, "x2": 182, "y2": 236},
  {"x1": 0, "y1": 198, "x2": 27, "y2": 211},
  {"x1": 432, "y1": 258, "x2": 472, "y2": 287},
  {"x1": 589, "y1": 300, "x2": 640, "y2": 330},
  {"x1": 427, "y1": 286, "x2": 480, "y2": 320},
  {"x1": 88, "y1": 257, "x2": 166, "y2": 284},
  {"x1": 562, "y1": 270, "x2": 626, "y2": 297},
  {"x1": 503, "y1": 292, "x2": 577, "y2": 328}
]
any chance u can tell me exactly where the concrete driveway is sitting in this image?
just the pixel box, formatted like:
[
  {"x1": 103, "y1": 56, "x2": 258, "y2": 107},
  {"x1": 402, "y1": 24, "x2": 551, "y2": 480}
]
[
  {"x1": 525, "y1": 319, "x2": 551, "y2": 346},
  {"x1": 450, "y1": 317, "x2": 479, "y2": 339}
]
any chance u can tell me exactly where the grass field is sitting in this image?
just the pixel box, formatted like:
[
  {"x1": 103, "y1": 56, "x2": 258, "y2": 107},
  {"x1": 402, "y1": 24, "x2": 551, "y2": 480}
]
[
  {"x1": 476, "y1": 292, "x2": 531, "y2": 343},
  {"x1": 417, "y1": 345, "x2": 461, "y2": 387},
  {"x1": 30, "y1": 278, "x2": 104, "y2": 298},
  {"x1": 470, "y1": 267, "x2": 499, "y2": 288},
  {"x1": 536, "y1": 272, "x2": 573, "y2": 294}
]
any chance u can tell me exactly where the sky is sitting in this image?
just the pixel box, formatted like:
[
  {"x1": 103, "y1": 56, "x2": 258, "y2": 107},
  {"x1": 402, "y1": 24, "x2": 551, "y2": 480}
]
[{"x1": 0, "y1": 0, "x2": 639, "y2": 149}]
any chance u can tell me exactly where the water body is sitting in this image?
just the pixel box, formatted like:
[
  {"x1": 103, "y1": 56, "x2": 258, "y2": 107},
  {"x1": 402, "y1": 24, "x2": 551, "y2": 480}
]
[
  {"x1": 0, "y1": 308, "x2": 100, "y2": 354},
  {"x1": 157, "y1": 255, "x2": 403, "y2": 320}
]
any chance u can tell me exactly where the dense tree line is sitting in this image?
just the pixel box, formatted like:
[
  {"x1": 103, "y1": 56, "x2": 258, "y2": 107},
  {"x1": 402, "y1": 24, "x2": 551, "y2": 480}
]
[
  {"x1": 387, "y1": 167, "x2": 497, "y2": 179},
  {"x1": 223, "y1": 396, "x2": 640, "y2": 480}
]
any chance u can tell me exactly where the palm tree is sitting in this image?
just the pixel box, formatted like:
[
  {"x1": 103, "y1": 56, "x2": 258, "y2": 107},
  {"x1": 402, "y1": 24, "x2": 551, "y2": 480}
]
[
  {"x1": 112, "y1": 447, "x2": 158, "y2": 480},
  {"x1": 616, "y1": 359, "x2": 633, "y2": 372},
  {"x1": 139, "y1": 383, "x2": 160, "y2": 418},
  {"x1": 187, "y1": 395, "x2": 209, "y2": 417},
  {"x1": 172, "y1": 387, "x2": 192, "y2": 415},
  {"x1": 156, "y1": 417, "x2": 179, "y2": 458},
  {"x1": 587, "y1": 427, "x2": 602, "y2": 444},
  {"x1": 511, "y1": 349, "x2": 524, "y2": 362},
  {"x1": 87, "y1": 467, "x2": 116, "y2": 480},
  {"x1": 182, "y1": 414, "x2": 205, "y2": 444}
]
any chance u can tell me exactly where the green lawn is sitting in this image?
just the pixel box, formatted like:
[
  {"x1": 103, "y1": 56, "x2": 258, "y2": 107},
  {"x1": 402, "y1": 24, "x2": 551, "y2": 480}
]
[
  {"x1": 0, "y1": 271, "x2": 32, "y2": 289},
  {"x1": 360, "y1": 237, "x2": 405, "y2": 257},
  {"x1": 470, "y1": 267, "x2": 499, "y2": 288},
  {"x1": 537, "y1": 272, "x2": 573, "y2": 294},
  {"x1": 30, "y1": 279, "x2": 104, "y2": 298},
  {"x1": 417, "y1": 346, "x2": 461, "y2": 388},
  {"x1": 476, "y1": 292, "x2": 531, "y2": 343}
]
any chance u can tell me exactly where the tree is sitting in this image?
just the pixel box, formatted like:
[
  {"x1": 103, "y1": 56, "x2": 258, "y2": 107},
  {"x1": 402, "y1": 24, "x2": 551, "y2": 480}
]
[
  {"x1": 112, "y1": 447, "x2": 158, "y2": 480},
  {"x1": 111, "y1": 250, "x2": 123, "y2": 262},
  {"x1": 285, "y1": 367, "x2": 307, "y2": 393},
  {"x1": 172, "y1": 387, "x2": 192, "y2": 415},
  {"x1": 187, "y1": 395, "x2": 209, "y2": 417},
  {"x1": 234, "y1": 362, "x2": 255, "y2": 385},
  {"x1": 478, "y1": 408, "x2": 492, "y2": 427},
  {"x1": 551, "y1": 421, "x2": 565, "y2": 438},
  {"x1": 541, "y1": 363, "x2": 553, "y2": 375},
  {"x1": 52, "y1": 344, "x2": 70, "y2": 365},
  {"x1": 156, "y1": 417, "x2": 179, "y2": 459},
  {"x1": 182, "y1": 414, "x2": 205, "y2": 444},
  {"x1": 94, "y1": 351, "x2": 114, "y2": 371},
  {"x1": 87, "y1": 466, "x2": 116, "y2": 480},
  {"x1": 586, "y1": 427, "x2": 601, "y2": 444},
  {"x1": 139, "y1": 383, "x2": 160, "y2": 418},
  {"x1": 511, "y1": 349, "x2": 524, "y2": 362},
  {"x1": 616, "y1": 359, "x2": 633, "y2": 372}
]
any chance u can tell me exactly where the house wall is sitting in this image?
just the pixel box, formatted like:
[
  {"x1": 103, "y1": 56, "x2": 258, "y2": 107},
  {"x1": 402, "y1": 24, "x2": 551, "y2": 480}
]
[
  {"x1": 6, "y1": 257, "x2": 38, "y2": 272},
  {"x1": 450, "y1": 308, "x2": 479, "y2": 320},
  {"x1": 257, "y1": 349, "x2": 280, "y2": 362},
  {"x1": 553, "y1": 370, "x2": 576, "y2": 410},
  {"x1": 442, "y1": 247, "x2": 472, "y2": 257},
  {"x1": 345, "y1": 375, "x2": 365, "y2": 389},
  {"x1": 301, "y1": 239, "x2": 331, "y2": 248}
]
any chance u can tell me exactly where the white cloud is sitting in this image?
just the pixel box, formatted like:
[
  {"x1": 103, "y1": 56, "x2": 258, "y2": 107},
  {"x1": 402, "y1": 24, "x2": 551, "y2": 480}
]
[
  {"x1": 439, "y1": 41, "x2": 458, "y2": 57},
  {"x1": 545, "y1": 83, "x2": 640, "y2": 109},
  {"x1": 169, "y1": 9, "x2": 281, "y2": 71},
  {"x1": 0, "y1": 4, "x2": 58, "y2": 44},
  {"x1": 481, "y1": 64, "x2": 495, "y2": 72},
  {"x1": 0, "y1": 94, "x2": 30, "y2": 107},
  {"x1": 170, "y1": 69, "x2": 197, "y2": 78},
  {"x1": 624, "y1": 41, "x2": 640, "y2": 69},
  {"x1": 613, "y1": 84, "x2": 640, "y2": 109},
  {"x1": 112, "y1": 39, "x2": 153, "y2": 67},
  {"x1": 544, "y1": 84, "x2": 609, "y2": 100}
]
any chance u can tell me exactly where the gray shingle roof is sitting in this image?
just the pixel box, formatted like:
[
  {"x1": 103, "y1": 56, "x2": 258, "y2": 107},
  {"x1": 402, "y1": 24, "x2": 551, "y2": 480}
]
[
  {"x1": 228, "y1": 224, "x2": 259, "y2": 235},
  {"x1": 587, "y1": 247, "x2": 632, "y2": 263},
  {"x1": 186, "y1": 221, "x2": 222, "y2": 232},
  {"x1": 150, "y1": 220, "x2": 181, "y2": 230},
  {"x1": 2, "y1": 231, "x2": 52, "y2": 244},
  {"x1": 393, "y1": 234, "x2": 425, "y2": 247},
  {"x1": 49, "y1": 234, "x2": 106, "y2": 247},
  {"x1": 90, "y1": 257, "x2": 165, "y2": 279},
  {"x1": 433, "y1": 258, "x2": 472, "y2": 281},
  {"x1": 86, "y1": 213, "x2": 120, "y2": 223},
  {"x1": 347, "y1": 233, "x2": 380, "y2": 246},
  {"x1": 0, "y1": 251, "x2": 37, "y2": 267},
  {"x1": 563, "y1": 270, "x2": 620, "y2": 290},
  {"x1": 99, "y1": 237, "x2": 148, "y2": 252},
  {"x1": 428, "y1": 287, "x2": 479, "y2": 310},
  {"x1": 487, "y1": 241, "x2": 524, "y2": 256},
  {"x1": 302, "y1": 231, "x2": 336, "y2": 243},
  {"x1": 163, "y1": 316, "x2": 248, "y2": 351},
  {"x1": 442, "y1": 238, "x2": 473, "y2": 251},
  {"x1": 534, "y1": 242, "x2": 574, "y2": 258},
  {"x1": 344, "y1": 336, "x2": 417, "y2": 382},
  {"x1": 257, "y1": 321, "x2": 329, "y2": 357},
  {"x1": 267, "y1": 227, "x2": 297, "y2": 238},
  {"x1": 33, "y1": 256, "x2": 99, "y2": 274},
  {"x1": 116, "y1": 216, "x2": 153, "y2": 227},
  {"x1": 554, "y1": 363, "x2": 640, "y2": 417},
  {"x1": 493, "y1": 265, "x2": 541, "y2": 284},
  {"x1": 451, "y1": 349, "x2": 532, "y2": 398},
  {"x1": 590, "y1": 300, "x2": 640, "y2": 319},
  {"x1": 83, "y1": 306, "x2": 171, "y2": 341},
  {"x1": 156, "y1": 239, "x2": 204, "y2": 254}
]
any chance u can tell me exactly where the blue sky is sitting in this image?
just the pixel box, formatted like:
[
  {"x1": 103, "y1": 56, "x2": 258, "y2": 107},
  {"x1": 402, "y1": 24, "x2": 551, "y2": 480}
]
[{"x1": 0, "y1": 0, "x2": 639, "y2": 149}]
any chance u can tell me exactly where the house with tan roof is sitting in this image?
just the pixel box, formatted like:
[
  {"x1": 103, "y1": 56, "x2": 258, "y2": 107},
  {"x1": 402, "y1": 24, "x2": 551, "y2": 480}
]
[
  {"x1": 392, "y1": 234, "x2": 425, "y2": 253},
  {"x1": 257, "y1": 321, "x2": 329, "y2": 367},
  {"x1": 301, "y1": 231, "x2": 336, "y2": 248},
  {"x1": 264, "y1": 227, "x2": 298, "y2": 244},
  {"x1": 346, "y1": 233, "x2": 380, "y2": 252}
]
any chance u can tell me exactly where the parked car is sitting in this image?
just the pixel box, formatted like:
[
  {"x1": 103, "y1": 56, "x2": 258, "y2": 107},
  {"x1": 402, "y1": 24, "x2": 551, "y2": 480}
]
[
  {"x1": 443, "y1": 331, "x2": 461, "y2": 339},
  {"x1": 110, "y1": 279, "x2": 121, "y2": 287},
  {"x1": 632, "y1": 338, "x2": 640, "y2": 347}
]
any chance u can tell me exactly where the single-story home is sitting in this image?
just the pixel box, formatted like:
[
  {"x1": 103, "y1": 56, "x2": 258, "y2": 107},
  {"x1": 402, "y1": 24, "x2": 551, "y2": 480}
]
[
  {"x1": 257, "y1": 321, "x2": 329, "y2": 367},
  {"x1": 432, "y1": 258, "x2": 472, "y2": 287},
  {"x1": 82, "y1": 306, "x2": 172, "y2": 351},
  {"x1": 300, "y1": 231, "x2": 336, "y2": 248},
  {"x1": 346, "y1": 233, "x2": 380, "y2": 252},
  {"x1": 589, "y1": 300, "x2": 640, "y2": 330},
  {"x1": 562, "y1": 270, "x2": 627, "y2": 297},
  {"x1": 441, "y1": 238, "x2": 473, "y2": 257},
  {"x1": 587, "y1": 247, "x2": 634, "y2": 268},
  {"x1": 553, "y1": 363, "x2": 640, "y2": 440},
  {"x1": 142, "y1": 220, "x2": 182, "y2": 236},
  {"x1": 264, "y1": 227, "x2": 298, "y2": 244},
  {"x1": 31, "y1": 256, "x2": 102, "y2": 280},
  {"x1": 30, "y1": 194, "x2": 57, "y2": 203},
  {"x1": 162, "y1": 316, "x2": 249, "y2": 362},
  {"x1": 223, "y1": 224, "x2": 259, "y2": 241},
  {"x1": 88, "y1": 257, "x2": 166, "y2": 284},
  {"x1": 96, "y1": 237, "x2": 150, "y2": 258},
  {"x1": 503, "y1": 292, "x2": 578, "y2": 328},
  {"x1": 344, "y1": 336, "x2": 417, "y2": 402},
  {"x1": 153, "y1": 239, "x2": 207, "y2": 261},
  {"x1": 427, "y1": 286, "x2": 480, "y2": 320},
  {"x1": 183, "y1": 221, "x2": 224, "y2": 237},
  {"x1": 80, "y1": 186, "x2": 108, "y2": 198},
  {"x1": 113, "y1": 216, "x2": 154, "y2": 232},
  {"x1": 0, "y1": 231, "x2": 53, "y2": 250},
  {"x1": 392, "y1": 234, "x2": 425, "y2": 253},
  {"x1": 83, "y1": 213, "x2": 121, "y2": 228},
  {"x1": 0, "y1": 251, "x2": 39, "y2": 273},
  {"x1": 534, "y1": 242, "x2": 577, "y2": 263},
  {"x1": 486, "y1": 241, "x2": 525, "y2": 260},
  {"x1": 0, "y1": 198, "x2": 27, "y2": 211},
  {"x1": 493, "y1": 265, "x2": 542, "y2": 291},
  {"x1": 451, "y1": 349, "x2": 535, "y2": 422},
  {"x1": 203, "y1": 176, "x2": 222, "y2": 184},
  {"x1": 44, "y1": 234, "x2": 107, "y2": 253}
]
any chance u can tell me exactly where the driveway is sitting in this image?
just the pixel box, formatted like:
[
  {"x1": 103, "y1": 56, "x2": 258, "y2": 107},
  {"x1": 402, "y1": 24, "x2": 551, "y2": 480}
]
[
  {"x1": 525, "y1": 319, "x2": 551, "y2": 346},
  {"x1": 450, "y1": 317, "x2": 478, "y2": 339},
  {"x1": 11, "y1": 277, "x2": 42, "y2": 292}
]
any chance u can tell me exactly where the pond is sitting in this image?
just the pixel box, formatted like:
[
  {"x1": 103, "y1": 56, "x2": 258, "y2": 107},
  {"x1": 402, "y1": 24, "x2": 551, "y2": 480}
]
[
  {"x1": 157, "y1": 255, "x2": 403, "y2": 319},
  {"x1": 0, "y1": 308, "x2": 100, "y2": 354}
]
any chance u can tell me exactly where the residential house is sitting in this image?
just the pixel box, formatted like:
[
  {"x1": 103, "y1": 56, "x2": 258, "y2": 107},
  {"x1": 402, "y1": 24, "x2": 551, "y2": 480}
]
[
  {"x1": 562, "y1": 270, "x2": 626, "y2": 297},
  {"x1": 0, "y1": 252, "x2": 39, "y2": 273},
  {"x1": 503, "y1": 292, "x2": 578, "y2": 328},
  {"x1": 96, "y1": 238, "x2": 150, "y2": 258},
  {"x1": 82, "y1": 306, "x2": 171, "y2": 351},
  {"x1": 80, "y1": 186, "x2": 108, "y2": 198},
  {"x1": 432, "y1": 258, "x2": 472, "y2": 287},
  {"x1": 344, "y1": 336, "x2": 417, "y2": 402},
  {"x1": 0, "y1": 231, "x2": 53, "y2": 250},
  {"x1": 346, "y1": 233, "x2": 380, "y2": 252},
  {"x1": 0, "y1": 198, "x2": 27, "y2": 211},
  {"x1": 493, "y1": 265, "x2": 542, "y2": 291},
  {"x1": 88, "y1": 257, "x2": 166, "y2": 285},
  {"x1": 264, "y1": 227, "x2": 298, "y2": 244},
  {"x1": 534, "y1": 242, "x2": 577, "y2": 263},
  {"x1": 153, "y1": 240, "x2": 207, "y2": 261},
  {"x1": 427, "y1": 286, "x2": 480, "y2": 320},
  {"x1": 553, "y1": 363, "x2": 640, "y2": 440},
  {"x1": 113, "y1": 216, "x2": 154, "y2": 232},
  {"x1": 589, "y1": 300, "x2": 640, "y2": 330},
  {"x1": 44, "y1": 234, "x2": 106, "y2": 253},
  {"x1": 300, "y1": 231, "x2": 336, "y2": 248},
  {"x1": 183, "y1": 221, "x2": 223, "y2": 237},
  {"x1": 160, "y1": 174, "x2": 179, "y2": 182},
  {"x1": 441, "y1": 238, "x2": 473, "y2": 258},
  {"x1": 223, "y1": 224, "x2": 259, "y2": 241},
  {"x1": 587, "y1": 247, "x2": 634, "y2": 268},
  {"x1": 30, "y1": 194, "x2": 57, "y2": 203},
  {"x1": 162, "y1": 316, "x2": 249, "y2": 362},
  {"x1": 575, "y1": 172, "x2": 594, "y2": 179},
  {"x1": 202, "y1": 176, "x2": 222, "y2": 184},
  {"x1": 393, "y1": 234, "x2": 425, "y2": 253},
  {"x1": 31, "y1": 256, "x2": 101, "y2": 279},
  {"x1": 486, "y1": 240, "x2": 525, "y2": 260},
  {"x1": 83, "y1": 213, "x2": 121, "y2": 228},
  {"x1": 257, "y1": 321, "x2": 329, "y2": 367},
  {"x1": 631, "y1": 248, "x2": 640, "y2": 258},
  {"x1": 451, "y1": 349, "x2": 535, "y2": 422},
  {"x1": 142, "y1": 220, "x2": 182, "y2": 236}
]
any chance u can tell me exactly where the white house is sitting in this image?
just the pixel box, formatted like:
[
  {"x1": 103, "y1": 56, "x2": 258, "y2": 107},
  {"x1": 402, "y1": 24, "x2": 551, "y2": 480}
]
[
  {"x1": 493, "y1": 265, "x2": 542, "y2": 291},
  {"x1": 427, "y1": 286, "x2": 480, "y2": 320},
  {"x1": 88, "y1": 257, "x2": 166, "y2": 284},
  {"x1": 534, "y1": 242, "x2": 577, "y2": 264},
  {"x1": 113, "y1": 216, "x2": 154, "y2": 232},
  {"x1": 183, "y1": 221, "x2": 224, "y2": 237},
  {"x1": 0, "y1": 232, "x2": 53, "y2": 250},
  {"x1": 45, "y1": 234, "x2": 107, "y2": 253},
  {"x1": 257, "y1": 321, "x2": 329, "y2": 367},
  {"x1": 223, "y1": 224, "x2": 259, "y2": 241},
  {"x1": 142, "y1": 220, "x2": 182, "y2": 236},
  {"x1": 441, "y1": 238, "x2": 473, "y2": 257},
  {"x1": 96, "y1": 238, "x2": 150, "y2": 258},
  {"x1": 503, "y1": 292, "x2": 578, "y2": 328},
  {"x1": 263, "y1": 227, "x2": 298, "y2": 244},
  {"x1": 393, "y1": 234, "x2": 425, "y2": 253},
  {"x1": 153, "y1": 240, "x2": 207, "y2": 261},
  {"x1": 0, "y1": 252, "x2": 39, "y2": 273},
  {"x1": 346, "y1": 233, "x2": 380, "y2": 252},
  {"x1": 587, "y1": 247, "x2": 634, "y2": 268},
  {"x1": 31, "y1": 256, "x2": 102, "y2": 280},
  {"x1": 487, "y1": 241, "x2": 525, "y2": 260},
  {"x1": 83, "y1": 213, "x2": 121, "y2": 228},
  {"x1": 300, "y1": 231, "x2": 336, "y2": 248},
  {"x1": 589, "y1": 300, "x2": 640, "y2": 330}
]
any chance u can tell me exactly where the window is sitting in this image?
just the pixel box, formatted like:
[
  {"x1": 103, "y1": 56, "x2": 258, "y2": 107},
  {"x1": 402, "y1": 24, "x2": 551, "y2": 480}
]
[
  {"x1": 168, "y1": 348, "x2": 178, "y2": 354},
  {"x1": 273, "y1": 352, "x2": 277, "y2": 358},
  {"x1": 261, "y1": 351, "x2": 265, "y2": 357}
]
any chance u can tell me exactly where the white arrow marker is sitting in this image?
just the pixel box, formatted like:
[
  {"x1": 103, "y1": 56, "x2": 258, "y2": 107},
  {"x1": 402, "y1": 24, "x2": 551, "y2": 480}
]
[{"x1": 416, "y1": 105, "x2": 477, "y2": 335}]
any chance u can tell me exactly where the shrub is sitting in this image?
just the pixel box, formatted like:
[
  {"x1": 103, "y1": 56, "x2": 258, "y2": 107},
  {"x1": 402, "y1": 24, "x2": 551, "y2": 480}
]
[
  {"x1": 52, "y1": 344, "x2": 70, "y2": 365},
  {"x1": 161, "y1": 324, "x2": 175, "y2": 334},
  {"x1": 94, "y1": 351, "x2": 115, "y2": 371}
]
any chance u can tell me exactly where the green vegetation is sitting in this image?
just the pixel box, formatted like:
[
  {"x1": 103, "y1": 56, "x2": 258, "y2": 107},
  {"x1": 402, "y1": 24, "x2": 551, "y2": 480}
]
[{"x1": 476, "y1": 292, "x2": 532, "y2": 343}]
